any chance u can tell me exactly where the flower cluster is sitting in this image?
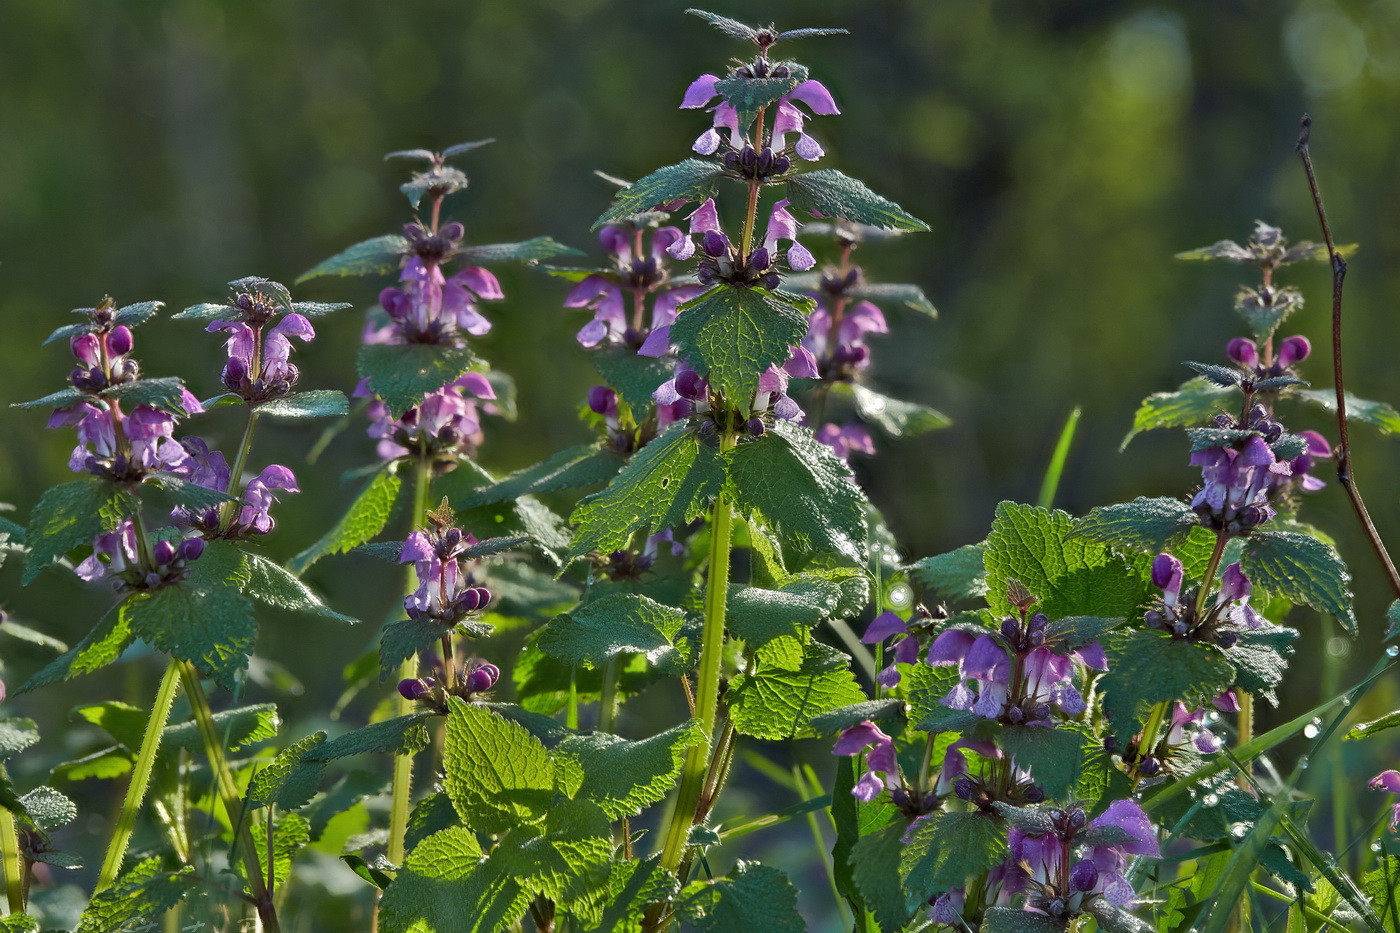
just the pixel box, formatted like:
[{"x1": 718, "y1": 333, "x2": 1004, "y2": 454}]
[
  {"x1": 1145, "y1": 554, "x2": 1267, "y2": 647},
  {"x1": 398, "y1": 659, "x2": 500, "y2": 709},
  {"x1": 359, "y1": 372, "x2": 496, "y2": 462},
  {"x1": 564, "y1": 222, "x2": 704, "y2": 351},
  {"x1": 367, "y1": 222, "x2": 503, "y2": 346},
  {"x1": 74, "y1": 520, "x2": 206, "y2": 592},
  {"x1": 400, "y1": 502, "x2": 492, "y2": 629},
  {"x1": 681, "y1": 69, "x2": 839, "y2": 176},
  {"x1": 664, "y1": 197, "x2": 814, "y2": 291},
  {"x1": 172, "y1": 438, "x2": 299, "y2": 540},
  {"x1": 207, "y1": 283, "x2": 317, "y2": 403}
]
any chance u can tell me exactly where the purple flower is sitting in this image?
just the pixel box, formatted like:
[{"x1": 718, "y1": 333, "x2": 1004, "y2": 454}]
[
  {"x1": 1191, "y1": 434, "x2": 1290, "y2": 534},
  {"x1": 69, "y1": 326, "x2": 138, "y2": 392},
  {"x1": 1286, "y1": 430, "x2": 1331, "y2": 494},
  {"x1": 681, "y1": 73, "x2": 839, "y2": 164},
  {"x1": 862, "y1": 610, "x2": 921, "y2": 687},
  {"x1": 803, "y1": 299, "x2": 888, "y2": 379},
  {"x1": 1006, "y1": 800, "x2": 1159, "y2": 918},
  {"x1": 208, "y1": 313, "x2": 314, "y2": 403},
  {"x1": 368, "y1": 252, "x2": 503, "y2": 346},
  {"x1": 665, "y1": 198, "x2": 815, "y2": 285},
  {"x1": 833, "y1": 721, "x2": 899, "y2": 802},
  {"x1": 816, "y1": 423, "x2": 876, "y2": 462},
  {"x1": 74, "y1": 519, "x2": 205, "y2": 591},
  {"x1": 565, "y1": 224, "x2": 704, "y2": 351},
  {"x1": 1146, "y1": 555, "x2": 1276, "y2": 646},
  {"x1": 359, "y1": 372, "x2": 497, "y2": 461},
  {"x1": 51, "y1": 399, "x2": 198, "y2": 483},
  {"x1": 401, "y1": 523, "x2": 492, "y2": 627},
  {"x1": 171, "y1": 437, "x2": 298, "y2": 539},
  {"x1": 1369, "y1": 770, "x2": 1400, "y2": 830}
]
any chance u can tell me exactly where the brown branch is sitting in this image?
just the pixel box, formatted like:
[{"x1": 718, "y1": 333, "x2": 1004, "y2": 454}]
[{"x1": 1297, "y1": 115, "x2": 1400, "y2": 599}]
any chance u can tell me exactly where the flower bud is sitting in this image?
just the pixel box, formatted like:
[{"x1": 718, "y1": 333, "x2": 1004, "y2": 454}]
[
  {"x1": 1025, "y1": 784, "x2": 1046, "y2": 803},
  {"x1": 588, "y1": 385, "x2": 618, "y2": 415},
  {"x1": 440, "y1": 222, "x2": 465, "y2": 243},
  {"x1": 1277, "y1": 335, "x2": 1311, "y2": 368},
  {"x1": 954, "y1": 778, "x2": 974, "y2": 800},
  {"x1": 701, "y1": 230, "x2": 730, "y2": 258},
  {"x1": 1071, "y1": 860, "x2": 1099, "y2": 892},
  {"x1": 398, "y1": 678, "x2": 430, "y2": 701},
  {"x1": 178, "y1": 538, "x2": 205, "y2": 562},
  {"x1": 108, "y1": 326, "x2": 134, "y2": 357},
  {"x1": 745, "y1": 418, "x2": 766, "y2": 437},
  {"x1": 748, "y1": 247, "x2": 771, "y2": 271},
  {"x1": 1227, "y1": 337, "x2": 1258, "y2": 369},
  {"x1": 1151, "y1": 553, "x2": 1183, "y2": 590},
  {"x1": 1138, "y1": 755, "x2": 1160, "y2": 776},
  {"x1": 153, "y1": 539, "x2": 176, "y2": 566},
  {"x1": 458, "y1": 588, "x2": 483, "y2": 613},
  {"x1": 676, "y1": 369, "x2": 705, "y2": 400}
]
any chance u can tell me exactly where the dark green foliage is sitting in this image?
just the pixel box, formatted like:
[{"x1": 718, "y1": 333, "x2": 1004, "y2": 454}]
[
  {"x1": 13, "y1": 386, "x2": 87, "y2": 410},
  {"x1": 356, "y1": 343, "x2": 479, "y2": 418},
  {"x1": 908, "y1": 543, "x2": 987, "y2": 601},
  {"x1": 124, "y1": 582, "x2": 257, "y2": 688},
  {"x1": 288, "y1": 464, "x2": 403, "y2": 575},
  {"x1": 727, "y1": 422, "x2": 868, "y2": 562},
  {"x1": 676, "y1": 861, "x2": 808, "y2": 933},
  {"x1": 727, "y1": 643, "x2": 866, "y2": 739},
  {"x1": 715, "y1": 66, "x2": 805, "y2": 131},
  {"x1": 785, "y1": 169, "x2": 929, "y2": 231},
  {"x1": 309, "y1": 713, "x2": 434, "y2": 760},
  {"x1": 163, "y1": 703, "x2": 280, "y2": 754},
  {"x1": 983, "y1": 501, "x2": 1148, "y2": 620},
  {"x1": 0, "y1": 915, "x2": 37, "y2": 932},
  {"x1": 593, "y1": 159, "x2": 726, "y2": 228},
  {"x1": 590, "y1": 345, "x2": 677, "y2": 413},
  {"x1": 1241, "y1": 531, "x2": 1355, "y2": 632},
  {"x1": 101, "y1": 376, "x2": 191, "y2": 413},
  {"x1": 256, "y1": 389, "x2": 350, "y2": 419},
  {"x1": 19, "y1": 606, "x2": 133, "y2": 691},
  {"x1": 808, "y1": 698, "x2": 905, "y2": 734},
  {"x1": 22, "y1": 480, "x2": 137, "y2": 584},
  {"x1": 899, "y1": 811, "x2": 1006, "y2": 912},
  {"x1": 246, "y1": 732, "x2": 329, "y2": 810},
  {"x1": 242, "y1": 552, "x2": 356, "y2": 623},
  {"x1": 850, "y1": 281, "x2": 937, "y2": 317},
  {"x1": 137, "y1": 473, "x2": 235, "y2": 515},
  {"x1": 1070, "y1": 496, "x2": 1199, "y2": 554},
  {"x1": 404, "y1": 792, "x2": 459, "y2": 851},
  {"x1": 400, "y1": 165, "x2": 468, "y2": 209},
  {"x1": 1122, "y1": 378, "x2": 1234, "y2": 449},
  {"x1": 462, "y1": 443, "x2": 622, "y2": 508},
  {"x1": 981, "y1": 908, "x2": 1075, "y2": 933},
  {"x1": 998, "y1": 724, "x2": 1084, "y2": 798},
  {"x1": 456, "y1": 236, "x2": 583, "y2": 264},
  {"x1": 1187, "y1": 427, "x2": 1257, "y2": 452},
  {"x1": 76, "y1": 857, "x2": 194, "y2": 933},
  {"x1": 843, "y1": 382, "x2": 951, "y2": 436},
  {"x1": 668, "y1": 286, "x2": 812, "y2": 404},
  {"x1": 1224, "y1": 625, "x2": 1297, "y2": 703},
  {"x1": 593, "y1": 857, "x2": 679, "y2": 933},
  {"x1": 568, "y1": 425, "x2": 725, "y2": 562},
  {"x1": 1347, "y1": 709, "x2": 1400, "y2": 741},
  {"x1": 1101, "y1": 630, "x2": 1236, "y2": 737},
  {"x1": 850, "y1": 822, "x2": 916, "y2": 930},
  {"x1": 296, "y1": 234, "x2": 411, "y2": 282},
  {"x1": 538, "y1": 592, "x2": 687, "y2": 670},
  {"x1": 379, "y1": 827, "x2": 529, "y2": 933},
  {"x1": 442, "y1": 699, "x2": 555, "y2": 834},
  {"x1": 725, "y1": 579, "x2": 835, "y2": 651},
  {"x1": 379, "y1": 617, "x2": 458, "y2": 681},
  {"x1": 905, "y1": 660, "x2": 983, "y2": 733},
  {"x1": 555, "y1": 721, "x2": 705, "y2": 818},
  {"x1": 1295, "y1": 388, "x2": 1400, "y2": 434},
  {"x1": 1183, "y1": 361, "x2": 1243, "y2": 387}
]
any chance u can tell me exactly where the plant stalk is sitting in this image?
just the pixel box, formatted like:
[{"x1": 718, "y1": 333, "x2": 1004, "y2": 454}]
[
  {"x1": 0, "y1": 805, "x2": 23, "y2": 915},
  {"x1": 388, "y1": 454, "x2": 433, "y2": 868},
  {"x1": 1297, "y1": 116, "x2": 1400, "y2": 599},
  {"x1": 96, "y1": 657, "x2": 184, "y2": 891},
  {"x1": 598, "y1": 655, "x2": 621, "y2": 735},
  {"x1": 177, "y1": 660, "x2": 280, "y2": 932}
]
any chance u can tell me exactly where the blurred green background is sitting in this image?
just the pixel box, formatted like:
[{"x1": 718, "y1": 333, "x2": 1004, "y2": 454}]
[{"x1": 5, "y1": 0, "x2": 1400, "y2": 928}]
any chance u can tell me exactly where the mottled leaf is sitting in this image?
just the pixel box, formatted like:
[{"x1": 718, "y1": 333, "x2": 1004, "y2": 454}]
[
  {"x1": 1241, "y1": 531, "x2": 1354, "y2": 633},
  {"x1": 786, "y1": 169, "x2": 929, "y2": 231},
  {"x1": 669, "y1": 285, "x2": 811, "y2": 404},
  {"x1": 594, "y1": 159, "x2": 727, "y2": 228}
]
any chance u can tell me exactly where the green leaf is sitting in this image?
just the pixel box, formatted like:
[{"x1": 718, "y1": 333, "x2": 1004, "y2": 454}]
[
  {"x1": 786, "y1": 169, "x2": 929, "y2": 231},
  {"x1": 907, "y1": 543, "x2": 987, "y2": 602},
  {"x1": 493, "y1": 798, "x2": 614, "y2": 912},
  {"x1": 593, "y1": 159, "x2": 726, "y2": 228},
  {"x1": 669, "y1": 286, "x2": 811, "y2": 404},
  {"x1": 379, "y1": 617, "x2": 462, "y2": 681},
  {"x1": 555, "y1": 720, "x2": 706, "y2": 818},
  {"x1": 137, "y1": 473, "x2": 236, "y2": 514},
  {"x1": 442, "y1": 699, "x2": 555, "y2": 834},
  {"x1": 19, "y1": 605, "x2": 132, "y2": 691},
  {"x1": 1295, "y1": 388, "x2": 1400, "y2": 434},
  {"x1": 163, "y1": 703, "x2": 280, "y2": 754},
  {"x1": 76, "y1": 857, "x2": 195, "y2": 933},
  {"x1": 594, "y1": 857, "x2": 680, "y2": 933},
  {"x1": 296, "y1": 234, "x2": 411, "y2": 282},
  {"x1": 288, "y1": 464, "x2": 403, "y2": 575},
  {"x1": 457, "y1": 236, "x2": 582, "y2": 264},
  {"x1": 400, "y1": 165, "x2": 468, "y2": 208},
  {"x1": 852, "y1": 282, "x2": 937, "y2": 317},
  {"x1": 1101, "y1": 630, "x2": 1236, "y2": 737},
  {"x1": 899, "y1": 811, "x2": 1006, "y2": 910},
  {"x1": 13, "y1": 386, "x2": 88, "y2": 410},
  {"x1": 256, "y1": 389, "x2": 350, "y2": 419},
  {"x1": 1241, "y1": 531, "x2": 1355, "y2": 633},
  {"x1": 100, "y1": 376, "x2": 191, "y2": 414},
  {"x1": 983, "y1": 501, "x2": 1149, "y2": 620},
  {"x1": 842, "y1": 382, "x2": 950, "y2": 437},
  {"x1": 980, "y1": 907, "x2": 1067, "y2": 933},
  {"x1": 22, "y1": 481, "x2": 136, "y2": 585},
  {"x1": 379, "y1": 827, "x2": 529, "y2": 933},
  {"x1": 809, "y1": 699, "x2": 906, "y2": 735},
  {"x1": 677, "y1": 861, "x2": 807, "y2": 933},
  {"x1": 998, "y1": 725, "x2": 1084, "y2": 799},
  {"x1": 905, "y1": 659, "x2": 985, "y2": 733},
  {"x1": 356, "y1": 343, "x2": 479, "y2": 419},
  {"x1": 1362, "y1": 856, "x2": 1400, "y2": 931},
  {"x1": 289, "y1": 300, "x2": 353, "y2": 317},
  {"x1": 590, "y1": 345, "x2": 678, "y2": 414},
  {"x1": 726, "y1": 579, "x2": 837, "y2": 652},
  {"x1": 123, "y1": 583, "x2": 257, "y2": 689},
  {"x1": 849, "y1": 821, "x2": 916, "y2": 930},
  {"x1": 727, "y1": 422, "x2": 868, "y2": 563},
  {"x1": 242, "y1": 552, "x2": 357, "y2": 623},
  {"x1": 1121, "y1": 378, "x2": 1235, "y2": 449},
  {"x1": 715, "y1": 70, "x2": 802, "y2": 130},
  {"x1": 1347, "y1": 709, "x2": 1400, "y2": 741},
  {"x1": 404, "y1": 792, "x2": 459, "y2": 852},
  {"x1": 246, "y1": 731, "x2": 328, "y2": 811},
  {"x1": 170, "y1": 302, "x2": 234, "y2": 321},
  {"x1": 0, "y1": 915, "x2": 38, "y2": 933},
  {"x1": 0, "y1": 718, "x2": 39, "y2": 760},
  {"x1": 568, "y1": 425, "x2": 725, "y2": 562},
  {"x1": 537, "y1": 592, "x2": 687, "y2": 670},
  {"x1": 462, "y1": 443, "x2": 622, "y2": 508},
  {"x1": 1070, "y1": 497, "x2": 1199, "y2": 554},
  {"x1": 309, "y1": 713, "x2": 434, "y2": 761},
  {"x1": 728, "y1": 643, "x2": 866, "y2": 740},
  {"x1": 1224, "y1": 625, "x2": 1297, "y2": 703},
  {"x1": 247, "y1": 811, "x2": 309, "y2": 891}
]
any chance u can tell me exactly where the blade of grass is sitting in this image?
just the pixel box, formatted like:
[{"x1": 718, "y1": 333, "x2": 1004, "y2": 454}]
[{"x1": 1036, "y1": 405, "x2": 1081, "y2": 510}]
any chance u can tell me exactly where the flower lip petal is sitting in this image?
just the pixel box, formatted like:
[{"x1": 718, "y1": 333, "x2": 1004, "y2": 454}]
[
  {"x1": 680, "y1": 74, "x2": 721, "y2": 109},
  {"x1": 786, "y1": 79, "x2": 841, "y2": 115},
  {"x1": 1370, "y1": 770, "x2": 1400, "y2": 794}
]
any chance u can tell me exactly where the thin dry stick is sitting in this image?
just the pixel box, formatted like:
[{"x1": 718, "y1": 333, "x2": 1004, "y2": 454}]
[{"x1": 1296, "y1": 114, "x2": 1400, "y2": 599}]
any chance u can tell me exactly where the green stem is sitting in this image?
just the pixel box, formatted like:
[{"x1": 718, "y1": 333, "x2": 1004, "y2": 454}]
[
  {"x1": 219, "y1": 410, "x2": 262, "y2": 533},
  {"x1": 177, "y1": 660, "x2": 280, "y2": 933},
  {"x1": 566, "y1": 669, "x2": 580, "y2": 731},
  {"x1": 389, "y1": 454, "x2": 433, "y2": 868},
  {"x1": 598, "y1": 656, "x2": 621, "y2": 735},
  {"x1": 656, "y1": 435, "x2": 737, "y2": 882},
  {"x1": 0, "y1": 805, "x2": 23, "y2": 915},
  {"x1": 96, "y1": 657, "x2": 184, "y2": 892},
  {"x1": 738, "y1": 107, "x2": 768, "y2": 257}
]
